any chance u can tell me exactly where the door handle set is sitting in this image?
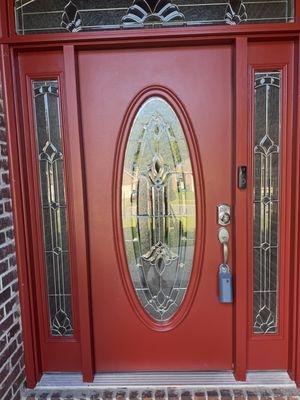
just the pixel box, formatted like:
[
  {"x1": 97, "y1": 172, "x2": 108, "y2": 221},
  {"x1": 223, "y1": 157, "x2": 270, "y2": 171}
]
[
  {"x1": 218, "y1": 227, "x2": 229, "y2": 266},
  {"x1": 217, "y1": 205, "x2": 233, "y2": 303}
]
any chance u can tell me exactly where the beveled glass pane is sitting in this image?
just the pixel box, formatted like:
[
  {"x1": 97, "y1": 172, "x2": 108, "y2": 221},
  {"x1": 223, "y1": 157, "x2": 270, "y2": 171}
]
[
  {"x1": 15, "y1": 0, "x2": 294, "y2": 35},
  {"x1": 122, "y1": 97, "x2": 196, "y2": 322},
  {"x1": 32, "y1": 80, "x2": 73, "y2": 337},
  {"x1": 253, "y1": 72, "x2": 281, "y2": 335}
]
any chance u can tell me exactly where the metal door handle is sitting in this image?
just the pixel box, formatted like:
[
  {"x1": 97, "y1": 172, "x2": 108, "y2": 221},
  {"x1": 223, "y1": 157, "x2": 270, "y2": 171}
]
[{"x1": 218, "y1": 227, "x2": 229, "y2": 266}]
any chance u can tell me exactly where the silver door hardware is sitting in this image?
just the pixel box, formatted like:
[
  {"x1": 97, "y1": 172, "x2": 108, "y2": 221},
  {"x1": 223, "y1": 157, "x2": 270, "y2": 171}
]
[
  {"x1": 217, "y1": 227, "x2": 233, "y2": 303},
  {"x1": 218, "y1": 227, "x2": 229, "y2": 265},
  {"x1": 217, "y1": 204, "x2": 231, "y2": 226}
]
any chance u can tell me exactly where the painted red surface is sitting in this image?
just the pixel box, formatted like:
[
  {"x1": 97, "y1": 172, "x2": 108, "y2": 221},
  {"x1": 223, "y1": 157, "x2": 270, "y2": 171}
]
[
  {"x1": 1, "y1": 0, "x2": 300, "y2": 388},
  {"x1": 79, "y1": 46, "x2": 233, "y2": 371}
]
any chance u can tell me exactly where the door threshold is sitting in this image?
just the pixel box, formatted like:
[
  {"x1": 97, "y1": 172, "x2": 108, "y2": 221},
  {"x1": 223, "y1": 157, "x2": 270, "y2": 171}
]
[{"x1": 36, "y1": 371, "x2": 295, "y2": 390}]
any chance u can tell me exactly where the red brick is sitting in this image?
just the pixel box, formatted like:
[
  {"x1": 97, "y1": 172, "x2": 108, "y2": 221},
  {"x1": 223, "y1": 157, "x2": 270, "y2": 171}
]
[
  {"x1": 0, "y1": 243, "x2": 15, "y2": 260},
  {"x1": 0, "y1": 216, "x2": 13, "y2": 230},
  {"x1": 0, "y1": 158, "x2": 8, "y2": 170},
  {"x1": 0, "y1": 287, "x2": 11, "y2": 305},
  {"x1": 2, "y1": 172, "x2": 10, "y2": 185},
  {"x1": 8, "y1": 321, "x2": 20, "y2": 340},
  {"x1": 9, "y1": 255, "x2": 17, "y2": 267},
  {"x1": 0, "y1": 129, "x2": 6, "y2": 142},
  {"x1": 4, "y1": 200, "x2": 12, "y2": 213},
  {"x1": 0, "y1": 362, "x2": 20, "y2": 399},
  {"x1": 5, "y1": 297, "x2": 15, "y2": 314},
  {"x1": 2, "y1": 269, "x2": 17, "y2": 288},
  {"x1": 0, "y1": 187, "x2": 11, "y2": 199},
  {"x1": 6, "y1": 228, "x2": 14, "y2": 239},
  {"x1": 1, "y1": 144, "x2": 8, "y2": 156},
  {"x1": 0, "y1": 231, "x2": 5, "y2": 244},
  {"x1": 2, "y1": 388, "x2": 13, "y2": 400},
  {"x1": 0, "y1": 259, "x2": 8, "y2": 274}
]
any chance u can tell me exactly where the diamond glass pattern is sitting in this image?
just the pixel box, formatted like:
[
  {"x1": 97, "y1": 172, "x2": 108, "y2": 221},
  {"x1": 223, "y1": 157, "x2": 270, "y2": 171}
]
[
  {"x1": 253, "y1": 72, "x2": 281, "y2": 334},
  {"x1": 122, "y1": 97, "x2": 196, "y2": 322},
  {"x1": 32, "y1": 80, "x2": 73, "y2": 337}
]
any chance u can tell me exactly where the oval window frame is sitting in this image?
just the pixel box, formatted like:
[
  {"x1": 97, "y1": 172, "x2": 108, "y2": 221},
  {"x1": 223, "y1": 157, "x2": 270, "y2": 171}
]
[{"x1": 113, "y1": 86, "x2": 205, "y2": 331}]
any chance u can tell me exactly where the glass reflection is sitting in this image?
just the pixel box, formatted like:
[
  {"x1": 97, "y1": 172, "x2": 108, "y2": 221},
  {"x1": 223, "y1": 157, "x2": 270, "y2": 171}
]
[
  {"x1": 253, "y1": 72, "x2": 281, "y2": 334},
  {"x1": 122, "y1": 97, "x2": 196, "y2": 322}
]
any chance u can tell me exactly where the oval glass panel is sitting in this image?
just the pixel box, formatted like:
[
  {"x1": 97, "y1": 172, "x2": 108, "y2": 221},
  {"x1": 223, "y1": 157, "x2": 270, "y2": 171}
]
[{"x1": 122, "y1": 97, "x2": 196, "y2": 322}]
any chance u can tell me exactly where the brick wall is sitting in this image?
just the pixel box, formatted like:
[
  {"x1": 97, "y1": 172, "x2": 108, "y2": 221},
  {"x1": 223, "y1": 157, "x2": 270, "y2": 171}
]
[{"x1": 0, "y1": 74, "x2": 25, "y2": 399}]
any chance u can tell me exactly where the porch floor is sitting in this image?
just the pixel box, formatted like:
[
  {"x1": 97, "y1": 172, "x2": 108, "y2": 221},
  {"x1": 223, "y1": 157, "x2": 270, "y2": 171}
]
[{"x1": 22, "y1": 371, "x2": 300, "y2": 400}]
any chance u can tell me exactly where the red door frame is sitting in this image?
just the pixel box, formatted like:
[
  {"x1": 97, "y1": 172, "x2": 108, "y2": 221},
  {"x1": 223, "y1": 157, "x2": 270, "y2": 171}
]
[{"x1": 1, "y1": 0, "x2": 300, "y2": 389}]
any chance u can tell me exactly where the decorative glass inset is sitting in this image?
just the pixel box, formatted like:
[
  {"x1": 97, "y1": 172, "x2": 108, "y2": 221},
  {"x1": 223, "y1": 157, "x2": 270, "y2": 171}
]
[
  {"x1": 253, "y1": 72, "x2": 281, "y2": 334},
  {"x1": 122, "y1": 97, "x2": 196, "y2": 322},
  {"x1": 122, "y1": 0, "x2": 185, "y2": 26},
  {"x1": 61, "y1": 1, "x2": 82, "y2": 32},
  {"x1": 32, "y1": 80, "x2": 73, "y2": 337},
  {"x1": 15, "y1": 0, "x2": 294, "y2": 35}
]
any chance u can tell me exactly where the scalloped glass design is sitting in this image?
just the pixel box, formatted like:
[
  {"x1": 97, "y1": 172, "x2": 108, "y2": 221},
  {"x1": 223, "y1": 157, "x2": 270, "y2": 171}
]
[
  {"x1": 15, "y1": 1, "x2": 294, "y2": 35},
  {"x1": 122, "y1": 97, "x2": 196, "y2": 322}
]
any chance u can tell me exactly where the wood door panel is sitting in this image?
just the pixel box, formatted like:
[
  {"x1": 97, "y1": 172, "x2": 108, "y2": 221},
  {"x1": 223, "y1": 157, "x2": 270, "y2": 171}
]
[{"x1": 78, "y1": 45, "x2": 233, "y2": 371}]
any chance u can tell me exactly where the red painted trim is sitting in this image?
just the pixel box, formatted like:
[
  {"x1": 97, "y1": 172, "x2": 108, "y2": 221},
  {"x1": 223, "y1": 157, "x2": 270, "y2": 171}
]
[
  {"x1": 0, "y1": 44, "x2": 42, "y2": 388},
  {"x1": 3, "y1": 0, "x2": 300, "y2": 46},
  {"x1": 233, "y1": 36, "x2": 248, "y2": 382},
  {"x1": 17, "y1": 51, "x2": 81, "y2": 372},
  {"x1": 290, "y1": 36, "x2": 300, "y2": 385},
  {"x1": 63, "y1": 45, "x2": 94, "y2": 382},
  {"x1": 113, "y1": 86, "x2": 205, "y2": 333},
  {"x1": 6, "y1": 0, "x2": 15, "y2": 39},
  {"x1": 3, "y1": 24, "x2": 300, "y2": 46},
  {"x1": 0, "y1": 0, "x2": 9, "y2": 39}
]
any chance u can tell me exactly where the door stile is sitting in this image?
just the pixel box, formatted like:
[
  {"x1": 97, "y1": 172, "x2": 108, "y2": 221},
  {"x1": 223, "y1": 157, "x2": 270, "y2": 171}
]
[
  {"x1": 63, "y1": 45, "x2": 94, "y2": 382},
  {"x1": 233, "y1": 37, "x2": 248, "y2": 381},
  {"x1": 290, "y1": 36, "x2": 300, "y2": 385},
  {"x1": 0, "y1": 44, "x2": 42, "y2": 388},
  {"x1": 0, "y1": 1, "x2": 8, "y2": 40}
]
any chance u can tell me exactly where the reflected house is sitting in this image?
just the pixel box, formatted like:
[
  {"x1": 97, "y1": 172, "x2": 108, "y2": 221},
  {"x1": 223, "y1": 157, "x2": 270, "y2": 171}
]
[{"x1": 121, "y1": 97, "x2": 196, "y2": 321}]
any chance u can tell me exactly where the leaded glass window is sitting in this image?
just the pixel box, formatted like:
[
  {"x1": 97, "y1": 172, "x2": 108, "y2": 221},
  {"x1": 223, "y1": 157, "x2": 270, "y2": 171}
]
[
  {"x1": 253, "y1": 72, "x2": 281, "y2": 334},
  {"x1": 122, "y1": 97, "x2": 196, "y2": 322},
  {"x1": 15, "y1": 0, "x2": 294, "y2": 35},
  {"x1": 32, "y1": 80, "x2": 73, "y2": 337}
]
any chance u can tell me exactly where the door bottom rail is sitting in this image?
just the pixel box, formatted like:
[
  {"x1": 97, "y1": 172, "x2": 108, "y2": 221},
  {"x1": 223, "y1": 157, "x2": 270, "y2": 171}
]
[{"x1": 22, "y1": 371, "x2": 300, "y2": 399}]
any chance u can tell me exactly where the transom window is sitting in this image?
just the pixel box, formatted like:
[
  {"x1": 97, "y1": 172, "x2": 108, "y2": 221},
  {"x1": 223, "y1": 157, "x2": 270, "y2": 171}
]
[{"x1": 15, "y1": 0, "x2": 294, "y2": 35}]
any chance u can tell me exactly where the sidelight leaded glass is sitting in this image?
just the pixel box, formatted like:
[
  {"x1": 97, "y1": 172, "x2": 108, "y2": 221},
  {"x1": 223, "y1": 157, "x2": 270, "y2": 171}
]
[
  {"x1": 15, "y1": 1, "x2": 294, "y2": 35},
  {"x1": 122, "y1": 97, "x2": 196, "y2": 322},
  {"x1": 253, "y1": 72, "x2": 281, "y2": 334},
  {"x1": 32, "y1": 80, "x2": 73, "y2": 337}
]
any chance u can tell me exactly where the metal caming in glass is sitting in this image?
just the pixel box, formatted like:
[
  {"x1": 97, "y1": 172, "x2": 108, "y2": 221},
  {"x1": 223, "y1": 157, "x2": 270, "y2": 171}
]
[
  {"x1": 32, "y1": 81, "x2": 73, "y2": 337},
  {"x1": 122, "y1": 97, "x2": 196, "y2": 322},
  {"x1": 15, "y1": 0, "x2": 294, "y2": 35},
  {"x1": 253, "y1": 72, "x2": 281, "y2": 334}
]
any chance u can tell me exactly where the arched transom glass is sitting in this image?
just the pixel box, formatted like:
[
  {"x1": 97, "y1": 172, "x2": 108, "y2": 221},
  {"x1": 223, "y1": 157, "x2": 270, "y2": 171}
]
[{"x1": 122, "y1": 97, "x2": 196, "y2": 322}]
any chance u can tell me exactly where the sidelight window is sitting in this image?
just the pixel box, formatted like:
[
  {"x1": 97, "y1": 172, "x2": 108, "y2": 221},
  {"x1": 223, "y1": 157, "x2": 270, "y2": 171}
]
[
  {"x1": 32, "y1": 80, "x2": 74, "y2": 337},
  {"x1": 253, "y1": 72, "x2": 281, "y2": 335}
]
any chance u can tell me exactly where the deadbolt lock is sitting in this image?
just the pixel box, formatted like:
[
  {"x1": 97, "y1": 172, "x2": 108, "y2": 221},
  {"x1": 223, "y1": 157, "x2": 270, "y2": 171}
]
[{"x1": 217, "y1": 204, "x2": 231, "y2": 226}]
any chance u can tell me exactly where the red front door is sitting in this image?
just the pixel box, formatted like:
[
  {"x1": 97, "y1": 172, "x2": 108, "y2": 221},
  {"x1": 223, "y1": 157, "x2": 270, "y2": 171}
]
[{"x1": 78, "y1": 44, "x2": 233, "y2": 372}]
